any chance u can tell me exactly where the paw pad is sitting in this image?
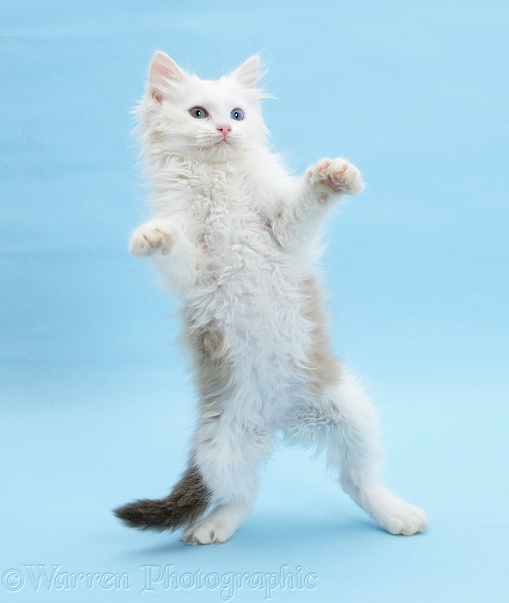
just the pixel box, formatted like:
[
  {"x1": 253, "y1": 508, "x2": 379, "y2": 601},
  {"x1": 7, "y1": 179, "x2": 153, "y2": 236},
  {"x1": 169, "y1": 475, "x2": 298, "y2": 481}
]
[
  {"x1": 129, "y1": 222, "x2": 174, "y2": 257},
  {"x1": 308, "y1": 157, "x2": 365, "y2": 196}
]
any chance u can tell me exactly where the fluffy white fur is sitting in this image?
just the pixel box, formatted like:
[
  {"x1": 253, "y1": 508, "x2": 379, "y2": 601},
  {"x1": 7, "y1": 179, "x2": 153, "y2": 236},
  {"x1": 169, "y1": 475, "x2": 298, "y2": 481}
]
[{"x1": 128, "y1": 52, "x2": 427, "y2": 544}]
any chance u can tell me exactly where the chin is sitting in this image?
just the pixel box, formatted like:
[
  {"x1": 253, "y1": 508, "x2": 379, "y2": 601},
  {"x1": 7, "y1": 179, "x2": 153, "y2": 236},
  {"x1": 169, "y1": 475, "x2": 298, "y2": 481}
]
[{"x1": 198, "y1": 143, "x2": 242, "y2": 163}]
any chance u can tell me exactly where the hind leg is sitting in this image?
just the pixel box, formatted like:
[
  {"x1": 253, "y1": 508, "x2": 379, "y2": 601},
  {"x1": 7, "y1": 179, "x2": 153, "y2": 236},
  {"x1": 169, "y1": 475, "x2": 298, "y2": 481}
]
[
  {"x1": 284, "y1": 371, "x2": 427, "y2": 535},
  {"x1": 183, "y1": 414, "x2": 275, "y2": 545}
]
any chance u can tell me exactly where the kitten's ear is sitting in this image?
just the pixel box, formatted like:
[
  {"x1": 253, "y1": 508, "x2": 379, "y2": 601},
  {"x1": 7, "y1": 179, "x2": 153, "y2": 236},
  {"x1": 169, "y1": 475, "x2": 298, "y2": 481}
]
[
  {"x1": 148, "y1": 51, "x2": 186, "y2": 103},
  {"x1": 231, "y1": 55, "x2": 261, "y2": 89}
]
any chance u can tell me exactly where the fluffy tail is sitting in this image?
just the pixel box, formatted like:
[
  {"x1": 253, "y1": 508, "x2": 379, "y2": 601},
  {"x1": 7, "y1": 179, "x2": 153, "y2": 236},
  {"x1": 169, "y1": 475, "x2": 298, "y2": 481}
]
[{"x1": 114, "y1": 465, "x2": 211, "y2": 531}]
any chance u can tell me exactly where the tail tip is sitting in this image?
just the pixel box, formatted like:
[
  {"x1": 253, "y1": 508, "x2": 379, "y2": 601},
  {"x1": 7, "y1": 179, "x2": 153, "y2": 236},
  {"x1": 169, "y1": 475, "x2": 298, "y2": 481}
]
[{"x1": 113, "y1": 500, "x2": 159, "y2": 531}]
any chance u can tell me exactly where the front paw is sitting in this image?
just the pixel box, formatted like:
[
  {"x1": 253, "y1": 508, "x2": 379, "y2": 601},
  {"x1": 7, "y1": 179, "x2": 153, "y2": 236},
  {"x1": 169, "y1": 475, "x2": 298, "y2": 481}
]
[
  {"x1": 129, "y1": 221, "x2": 174, "y2": 257},
  {"x1": 307, "y1": 157, "x2": 365, "y2": 198}
]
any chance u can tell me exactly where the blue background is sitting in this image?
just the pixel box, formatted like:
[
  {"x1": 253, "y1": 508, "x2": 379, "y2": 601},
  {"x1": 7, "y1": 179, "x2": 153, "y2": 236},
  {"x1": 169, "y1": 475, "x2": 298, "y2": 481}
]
[{"x1": 1, "y1": 1, "x2": 508, "y2": 601}]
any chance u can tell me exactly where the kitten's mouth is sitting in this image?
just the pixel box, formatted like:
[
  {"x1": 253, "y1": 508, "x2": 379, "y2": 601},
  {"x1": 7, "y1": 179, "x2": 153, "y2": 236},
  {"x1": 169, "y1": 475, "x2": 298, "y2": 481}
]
[
  {"x1": 215, "y1": 137, "x2": 231, "y2": 146},
  {"x1": 213, "y1": 133, "x2": 232, "y2": 147}
]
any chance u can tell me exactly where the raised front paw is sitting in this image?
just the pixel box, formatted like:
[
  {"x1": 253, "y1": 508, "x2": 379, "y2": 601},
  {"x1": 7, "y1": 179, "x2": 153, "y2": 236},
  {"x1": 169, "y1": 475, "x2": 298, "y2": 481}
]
[
  {"x1": 307, "y1": 157, "x2": 365, "y2": 199},
  {"x1": 129, "y1": 220, "x2": 174, "y2": 257}
]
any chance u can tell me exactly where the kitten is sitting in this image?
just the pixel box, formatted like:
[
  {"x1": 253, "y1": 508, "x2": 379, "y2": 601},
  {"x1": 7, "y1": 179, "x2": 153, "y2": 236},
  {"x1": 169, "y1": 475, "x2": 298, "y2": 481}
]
[{"x1": 114, "y1": 52, "x2": 427, "y2": 544}]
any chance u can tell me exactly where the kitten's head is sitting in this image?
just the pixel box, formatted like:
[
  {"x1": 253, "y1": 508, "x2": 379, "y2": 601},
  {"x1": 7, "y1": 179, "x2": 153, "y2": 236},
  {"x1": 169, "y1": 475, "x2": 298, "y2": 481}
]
[{"x1": 138, "y1": 52, "x2": 269, "y2": 163}]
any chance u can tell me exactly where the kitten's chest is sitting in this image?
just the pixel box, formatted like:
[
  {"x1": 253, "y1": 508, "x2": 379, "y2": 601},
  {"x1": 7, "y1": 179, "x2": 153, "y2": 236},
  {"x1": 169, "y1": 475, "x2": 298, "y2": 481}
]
[
  {"x1": 185, "y1": 175, "x2": 283, "y2": 301},
  {"x1": 192, "y1": 178, "x2": 271, "y2": 260}
]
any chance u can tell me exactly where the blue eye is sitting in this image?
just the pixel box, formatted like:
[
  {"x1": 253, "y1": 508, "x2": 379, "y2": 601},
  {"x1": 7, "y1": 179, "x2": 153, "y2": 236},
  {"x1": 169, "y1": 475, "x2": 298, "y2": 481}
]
[
  {"x1": 189, "y1": 106, "x2": 208, "y2": 119},
  {"x1": 230, "y1": 108, "x2": 244, "y2": 121}
]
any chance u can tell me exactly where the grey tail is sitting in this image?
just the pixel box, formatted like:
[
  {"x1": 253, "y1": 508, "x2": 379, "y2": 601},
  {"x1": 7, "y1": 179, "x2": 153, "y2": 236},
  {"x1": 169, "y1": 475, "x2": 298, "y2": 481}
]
[{"x1": 114, "y1": 465, "x2": 212, "y2": 531}]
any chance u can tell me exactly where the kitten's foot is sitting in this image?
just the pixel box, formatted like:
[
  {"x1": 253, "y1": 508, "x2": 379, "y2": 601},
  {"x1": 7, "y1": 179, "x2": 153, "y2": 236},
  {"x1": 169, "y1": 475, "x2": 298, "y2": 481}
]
[
  {"x1": 307, "y1": 157, "x2": 365, "y2": 199},
  {"x1": 182, "y1": 503, "x2": 248, "y2": 545},
  {"x1": 129, "y1": 221, "x2": 174, "y2": 257},
  {"x1": 379, "y1": 503, "x2": 427, "y2": 536},
  {"x1": 183, "y1": 518, "x2": 235, "y2": 545},
  {"x1": 371, "y1": 493, "x2": 428, "y2": 536}
]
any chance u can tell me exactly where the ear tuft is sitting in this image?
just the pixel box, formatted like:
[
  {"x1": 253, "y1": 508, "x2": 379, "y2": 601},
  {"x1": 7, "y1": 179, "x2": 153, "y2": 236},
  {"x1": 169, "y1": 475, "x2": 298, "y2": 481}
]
[{"x1": 231, "y1": 55, "x2": 261, "y2": 89}]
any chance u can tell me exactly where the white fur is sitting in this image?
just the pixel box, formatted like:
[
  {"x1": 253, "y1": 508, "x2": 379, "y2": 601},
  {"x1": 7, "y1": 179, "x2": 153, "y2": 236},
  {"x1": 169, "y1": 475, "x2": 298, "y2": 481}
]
[{"x1": 130, "y1": 52, "x2": 427, "y2": 544}]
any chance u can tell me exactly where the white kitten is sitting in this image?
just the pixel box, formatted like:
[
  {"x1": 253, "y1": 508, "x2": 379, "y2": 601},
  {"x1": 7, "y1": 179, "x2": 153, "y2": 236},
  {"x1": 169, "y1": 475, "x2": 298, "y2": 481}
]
[{"x1": 114, "y1": 52, "x2": 427, "y2": 544}]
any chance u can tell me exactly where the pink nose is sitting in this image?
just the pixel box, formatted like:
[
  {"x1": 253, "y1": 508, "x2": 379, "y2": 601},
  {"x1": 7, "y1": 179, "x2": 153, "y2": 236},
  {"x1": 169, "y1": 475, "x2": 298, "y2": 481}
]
[{"x1": 217, "y1": 125, "x2": 232, "y2": 135}]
